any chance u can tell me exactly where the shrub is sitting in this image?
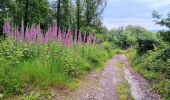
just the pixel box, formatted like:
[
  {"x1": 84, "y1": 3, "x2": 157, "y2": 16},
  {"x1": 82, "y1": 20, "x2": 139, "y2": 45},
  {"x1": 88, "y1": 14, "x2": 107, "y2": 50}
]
[
  {"x1": 102, "y1": 41, "x2": 113, "y2": 57},
  {"x1": 136, "y1": 32, "x2": 159, "y2": 55},
  {"x1": 137, "y1": 39, "x2": 156, "y2": 55},
  {"x1": 160, "y1": 31, "x2": 170, "y2": 43},
  {"x1": 156, "y1": 48, "x2": 170, "y2": 61}
]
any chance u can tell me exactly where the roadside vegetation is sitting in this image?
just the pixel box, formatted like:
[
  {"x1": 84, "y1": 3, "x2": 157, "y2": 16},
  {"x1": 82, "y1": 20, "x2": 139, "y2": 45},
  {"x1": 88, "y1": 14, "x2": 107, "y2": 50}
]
[
  {"x1": 0, "y1": 39, "x2": 113, "y2": 97},
  {"x1": 108, "y1": 12, "x2": 170, "y2": 99},
  {"x1": 0, "y1": 19, "x2": 114, "y2": 98}
]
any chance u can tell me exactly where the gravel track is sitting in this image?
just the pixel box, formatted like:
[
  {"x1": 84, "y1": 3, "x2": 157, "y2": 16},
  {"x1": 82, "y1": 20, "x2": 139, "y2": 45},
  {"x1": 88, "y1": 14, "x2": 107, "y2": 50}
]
[{"x1": 52, "y1": 54, "x2": 161, "y2": 100}]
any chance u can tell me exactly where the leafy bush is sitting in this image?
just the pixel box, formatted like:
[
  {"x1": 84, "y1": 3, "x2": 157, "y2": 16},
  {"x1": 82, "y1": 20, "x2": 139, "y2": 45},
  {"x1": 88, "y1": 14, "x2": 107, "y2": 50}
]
[
  {"x1": 112, "y1": 33, "x2": 134, "y2": 49},
  {"x1": 136, "y1": 39, "x2": 156, "y2": 55},
  {"x1": 109, "y1": 25, "x2": 149, "y2": 49},
  {"x1": 136, "y1": 32, "x2": 159, "y2": 55},
  {"x1": 156, "y1": 48, "x2": 170, "y2": 61},
  {"x1": 160, "y1": 31, "x2": 170, "y2": 43},
  {"x1": 102, "y1": 41, "x2": 113, "y2": 57}
]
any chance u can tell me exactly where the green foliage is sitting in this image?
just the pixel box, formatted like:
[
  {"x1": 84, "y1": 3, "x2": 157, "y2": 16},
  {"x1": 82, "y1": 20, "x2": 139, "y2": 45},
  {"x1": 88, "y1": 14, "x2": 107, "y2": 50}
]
[
  {"x1": 124, "y1": 26, "x2": 170, "y2": 99},
  {"x1": 0, "y1": 0, "x2": 53, "y2": 31},
  {"x1": 50, "y1": 0, "x2": 107, "y2": 32},
  {"x1": 102, "y1": 41, "x2": 113, "y2": 57},
  {"x1": 125, "y1": 25, "x2": 148, "y2": 34},
  {"x1": 109, "y1": 25, "x2": 149, "y2": 49},
  {"x1": 14, "y1": 0, "x2": 52, "y2": 29},
  {"x1": 152, "y1": 11, "x2": 170, "y2": 44},
  {"x1": 80, "y1": 26, "x2": 96, "y2": 35},
  {"x1": 111, "y1": 33, "x2": 135, "y2": 49},
  {"x1": 0, "y1": 40, "x2": 112, "y2": 98},
  {"x1": 136, "y1": 39, "x2": 156, "y2": 55},
  {"x1": 0, "y1": 0, "x2": 11, "y2": 25},
  {"x1": 0, "y1": 0, "x2": 107, "y2": 37},
  {"x1": 135, "y1": 32, "x2": 159, "y2": 55},
  {"x1": 159, "y1": 31, "x2": 170, "y2": 43},
  {"x1": 157, "y1": 48, "x2": 170, "y2": 61},
  {"x1": 152, "y1": 11, "x2": 170, "y2": 29},
  {"x1": 125, "y1": 49, "x2": 136, "y2": 62},
  {"x1": 23, "y1": 92, "x2": 41, "y2": 100}
]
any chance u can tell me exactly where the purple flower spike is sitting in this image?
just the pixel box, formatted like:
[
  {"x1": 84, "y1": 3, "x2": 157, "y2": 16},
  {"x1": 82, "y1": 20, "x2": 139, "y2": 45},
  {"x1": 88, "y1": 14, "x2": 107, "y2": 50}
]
[
  {"x1": 3, "y1": 18, "x2": 11, "y2": 37},
  {"x1": 3, "y1": 19, "x2": 96, "y2": 46}
]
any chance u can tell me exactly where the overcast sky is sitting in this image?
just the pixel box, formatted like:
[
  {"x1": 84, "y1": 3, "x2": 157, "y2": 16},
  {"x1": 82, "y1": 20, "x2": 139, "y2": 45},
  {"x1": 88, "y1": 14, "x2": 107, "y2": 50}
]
[{"x1": 103, "y1": 0, "x2": 170, "y2": 30}]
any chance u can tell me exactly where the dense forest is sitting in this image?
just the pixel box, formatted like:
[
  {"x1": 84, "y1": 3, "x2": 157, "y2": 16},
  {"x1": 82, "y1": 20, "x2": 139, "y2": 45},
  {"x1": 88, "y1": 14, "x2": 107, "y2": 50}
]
[
  {"x1": 0, "y1": 0, "x2": 107, "y2": 40},
  {"x1": 0, "y1": 0, "x2": 170, "y2": 100}
]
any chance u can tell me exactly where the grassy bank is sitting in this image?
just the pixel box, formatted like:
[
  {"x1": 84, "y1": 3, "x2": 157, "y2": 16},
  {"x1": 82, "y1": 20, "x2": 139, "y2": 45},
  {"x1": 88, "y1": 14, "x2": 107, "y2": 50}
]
[
  {"x1": 0, "y1": 40, "x2": 113, "y2": 98},
  {"x1": 125, "y1": 48, "x2": 170, "y2": 99}
]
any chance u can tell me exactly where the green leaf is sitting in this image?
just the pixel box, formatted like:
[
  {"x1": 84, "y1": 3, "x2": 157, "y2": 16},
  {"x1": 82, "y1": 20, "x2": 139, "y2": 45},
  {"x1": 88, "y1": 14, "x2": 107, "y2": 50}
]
[{"x1": 0, "y1": 94, "x2": 3, "y2": 98}]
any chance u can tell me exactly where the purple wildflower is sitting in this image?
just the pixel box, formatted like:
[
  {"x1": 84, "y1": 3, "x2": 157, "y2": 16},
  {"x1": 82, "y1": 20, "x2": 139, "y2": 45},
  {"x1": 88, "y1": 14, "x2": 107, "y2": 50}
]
[{"x1": 3, "y1": 18, "x2": 11, "y2": 37}]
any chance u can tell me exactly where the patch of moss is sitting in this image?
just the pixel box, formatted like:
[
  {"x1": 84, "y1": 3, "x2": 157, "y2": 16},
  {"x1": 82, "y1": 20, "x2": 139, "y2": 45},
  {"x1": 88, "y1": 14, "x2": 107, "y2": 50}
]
[{"x1": 117, "y1": 82, "x2": 133, "y2": 100}]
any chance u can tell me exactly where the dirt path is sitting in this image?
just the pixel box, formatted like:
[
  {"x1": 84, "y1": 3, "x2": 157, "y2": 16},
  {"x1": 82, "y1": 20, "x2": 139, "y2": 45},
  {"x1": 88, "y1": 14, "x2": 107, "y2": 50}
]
[
  {"x1": 52, "y1": 54, "x2": 131, "y2": 100},
  {"x1": 52, "y1": 54, "x2": 161, "y2": 100},
  {"x1": 73, "y1": 55, "x2": 124, "y2": 100}
]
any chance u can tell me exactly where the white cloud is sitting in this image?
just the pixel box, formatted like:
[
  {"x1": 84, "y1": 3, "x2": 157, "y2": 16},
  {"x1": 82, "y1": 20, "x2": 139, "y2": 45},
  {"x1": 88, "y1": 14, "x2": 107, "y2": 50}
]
[
  {"x1": 103, "y1": 18, "x2": 167, "y2": 30},
  {"x1": 102, "y1": 0, "x2": 170, "y2": 30},
  {"x1": 151, "y1": 1, "x2": 170, "y2": 8},
  {"x1": 137, "y1": 0, "x2": 170, "y2": 8}
]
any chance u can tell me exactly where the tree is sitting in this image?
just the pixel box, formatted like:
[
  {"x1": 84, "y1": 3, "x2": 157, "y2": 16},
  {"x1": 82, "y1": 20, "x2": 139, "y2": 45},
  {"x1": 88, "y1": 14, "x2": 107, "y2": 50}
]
[
  {"x1": 0, "y1": 0, "x2": 53, "y2": 36},
  {"x1": 16, "y1": 0, "x2": 52, "y2": 29},
  {"x1": 61, "y1": 0, "x2": 71, "y2": 31},
  {"x1": 84, "y1": 0, "x2": 107, "y2": 27},
  {"x1": 152, "y1": 11, "x2": 170, "y2": 43},
  {"x1": 56, "y1": 0, "x2": 61, "y2": 33},
  {"x1": 125, "y1": 25, "x2": 148, "y2": 35},
  {"x1": 152, "y1": 11, "x2": 170, "y2": 29},
  {"x1": 51, "y1": 0, "x2": 73, "y2": 31},
  {"x1": 76, "y1": 0, "x2": 81, "y2": 35}
]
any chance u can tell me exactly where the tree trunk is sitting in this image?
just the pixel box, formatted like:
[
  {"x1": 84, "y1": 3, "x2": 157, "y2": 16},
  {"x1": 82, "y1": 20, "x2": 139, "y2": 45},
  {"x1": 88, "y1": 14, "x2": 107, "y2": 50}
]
[
  {"x1": 0, "y1": 26, "x2": 3, "y2": 37},
  {"x1": 57, "y1": 0, "x2": 61, "y2": 35},
  {"x1": 86, "y1": 0, "x2": 90, "y2": 26},
  {"x1": 76, "y1": 0, "x2": 80, "y2": 41},
  {"x1": 24, "y1": 0, "x2": 29, "y2": 38}
]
